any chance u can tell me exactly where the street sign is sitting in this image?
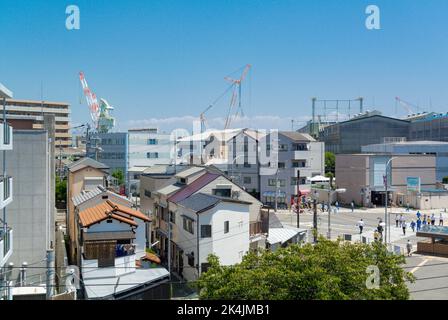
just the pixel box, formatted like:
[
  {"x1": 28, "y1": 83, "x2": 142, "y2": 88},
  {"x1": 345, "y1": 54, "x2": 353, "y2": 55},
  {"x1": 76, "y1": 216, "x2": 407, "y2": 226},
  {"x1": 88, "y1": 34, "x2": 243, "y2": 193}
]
[{"x1": 407, "y1": 177, "x2": 421, "y2": 192}]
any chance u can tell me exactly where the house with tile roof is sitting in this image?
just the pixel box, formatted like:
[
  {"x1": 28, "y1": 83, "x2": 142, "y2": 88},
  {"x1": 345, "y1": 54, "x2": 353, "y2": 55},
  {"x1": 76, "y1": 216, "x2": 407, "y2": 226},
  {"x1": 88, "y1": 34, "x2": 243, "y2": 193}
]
[
  {"x1": 76, "y1": 199, "x2": 170, "y2": 299},
  {"x1": 67, "y1": 157, "x2": 110, "y2": 264}
]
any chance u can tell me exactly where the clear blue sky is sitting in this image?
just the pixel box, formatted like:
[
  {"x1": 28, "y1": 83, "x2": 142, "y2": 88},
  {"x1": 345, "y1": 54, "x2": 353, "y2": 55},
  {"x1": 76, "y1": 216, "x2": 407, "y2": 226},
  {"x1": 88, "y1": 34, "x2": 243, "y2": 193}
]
[{"x1": 1, "y1": 0, "x2": 448, "y2": 132}]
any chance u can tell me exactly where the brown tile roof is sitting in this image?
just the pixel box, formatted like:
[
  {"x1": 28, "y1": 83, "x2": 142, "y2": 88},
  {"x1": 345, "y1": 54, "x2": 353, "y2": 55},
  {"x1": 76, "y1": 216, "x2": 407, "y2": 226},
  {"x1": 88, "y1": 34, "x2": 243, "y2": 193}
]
[{"x1": 79, "y1": 200, "x2": 150, "y2": 228}]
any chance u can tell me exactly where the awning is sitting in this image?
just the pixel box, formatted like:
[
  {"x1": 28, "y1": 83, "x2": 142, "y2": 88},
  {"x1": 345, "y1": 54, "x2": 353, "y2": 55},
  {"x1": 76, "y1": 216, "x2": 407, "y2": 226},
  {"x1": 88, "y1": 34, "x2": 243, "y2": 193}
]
[
  {"x1": 267, "y1": 227, "x2": 307, "y2": 245},
  {"x1": 262, "y1": 191, "x2": 286, "y2": 197},
  {"x1": 83, "y1": 231, "x2": 136, "y2": 241}
]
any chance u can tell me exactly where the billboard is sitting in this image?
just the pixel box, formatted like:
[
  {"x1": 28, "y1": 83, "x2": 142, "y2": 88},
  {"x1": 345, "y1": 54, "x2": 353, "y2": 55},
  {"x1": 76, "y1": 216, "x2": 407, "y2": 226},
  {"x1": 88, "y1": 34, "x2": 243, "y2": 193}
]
[{"x1": 407, "y1": 177, "x2": 421, "y2": 192}]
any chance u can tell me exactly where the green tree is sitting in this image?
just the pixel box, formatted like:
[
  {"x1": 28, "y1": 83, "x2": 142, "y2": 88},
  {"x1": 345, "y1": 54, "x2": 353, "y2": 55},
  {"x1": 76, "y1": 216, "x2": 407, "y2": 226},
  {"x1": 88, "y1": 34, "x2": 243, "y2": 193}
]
[
  {"x1": 112, "y1": 169, "x2": 125, "y2": 186},
  {"x1": 55, "y1": 178, "x2": 67, "y2": 208},
  {"x1": 197, "y1": 237, "x2": 414, "y2": 300},
  {"x1": 443, "y1": 176, "x2": 448, "y2": 184},
  {"x1": 325, "y1": 151, "x2": 335, "y2": 175}
]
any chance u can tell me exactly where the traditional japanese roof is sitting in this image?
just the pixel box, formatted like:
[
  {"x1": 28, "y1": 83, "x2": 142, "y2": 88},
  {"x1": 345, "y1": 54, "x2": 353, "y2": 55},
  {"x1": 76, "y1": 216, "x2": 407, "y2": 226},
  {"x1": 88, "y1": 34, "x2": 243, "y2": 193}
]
[
  {"x1": 78, "y1": 200, "x2": 150, "y2": 228},
  {"x1": 67, "y1": 157, "x2": 109, "y2": 173}
]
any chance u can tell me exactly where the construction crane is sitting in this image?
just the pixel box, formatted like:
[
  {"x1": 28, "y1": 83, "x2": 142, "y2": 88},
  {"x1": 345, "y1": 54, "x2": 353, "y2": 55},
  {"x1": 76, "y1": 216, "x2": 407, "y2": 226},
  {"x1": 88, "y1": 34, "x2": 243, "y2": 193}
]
[
  {"x1": 224, "y1": 64, "x2": 251, "y2": 129},
  {"x1": 395, "y1": 96, "x2": 420, "y2": 115},
  {"x1": 79, "y1": 72, "x2": 100, "y2": 129},
  {"x1": 79, "y1": 72, "x2": 115, "y2": 133}
]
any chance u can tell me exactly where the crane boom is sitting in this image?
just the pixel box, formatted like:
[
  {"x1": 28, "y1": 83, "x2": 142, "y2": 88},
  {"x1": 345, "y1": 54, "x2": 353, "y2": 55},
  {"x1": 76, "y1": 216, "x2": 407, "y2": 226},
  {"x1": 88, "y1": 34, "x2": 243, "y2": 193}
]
[
  {"x1": 79, "y1": 72, "x2": 100, "y2": 128},
  {"x1": 395, "y1": 96, "x2": 418, "y2": 115}
]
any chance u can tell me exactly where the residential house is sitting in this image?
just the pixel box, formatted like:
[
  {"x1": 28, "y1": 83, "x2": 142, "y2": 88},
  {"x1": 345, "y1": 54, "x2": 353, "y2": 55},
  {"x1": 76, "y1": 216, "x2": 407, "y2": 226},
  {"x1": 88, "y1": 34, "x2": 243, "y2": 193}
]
[{"x1": 66, "y1": 158, "x2": 109, "y2": 263}]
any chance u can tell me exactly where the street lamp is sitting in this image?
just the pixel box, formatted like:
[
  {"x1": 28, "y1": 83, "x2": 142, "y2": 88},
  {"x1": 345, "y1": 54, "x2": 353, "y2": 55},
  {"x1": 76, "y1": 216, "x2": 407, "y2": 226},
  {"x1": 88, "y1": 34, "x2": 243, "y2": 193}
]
[{"x1": 384, "y1": 157, "x2": 398, "y2": 246}]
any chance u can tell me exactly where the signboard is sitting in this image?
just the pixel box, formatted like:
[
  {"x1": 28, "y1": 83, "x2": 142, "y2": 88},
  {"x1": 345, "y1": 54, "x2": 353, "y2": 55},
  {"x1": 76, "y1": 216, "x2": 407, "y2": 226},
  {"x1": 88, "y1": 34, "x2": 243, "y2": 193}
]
[{"x1": 407, "y1": 177, "x2": 421, "y2": 192}]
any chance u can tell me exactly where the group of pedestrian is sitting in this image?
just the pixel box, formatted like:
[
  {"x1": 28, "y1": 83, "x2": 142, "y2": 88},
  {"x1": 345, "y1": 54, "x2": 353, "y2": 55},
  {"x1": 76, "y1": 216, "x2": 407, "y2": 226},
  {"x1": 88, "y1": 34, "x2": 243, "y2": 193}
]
[{"x1": 395, "y1": 214, "x2": 408, "y2": 235}]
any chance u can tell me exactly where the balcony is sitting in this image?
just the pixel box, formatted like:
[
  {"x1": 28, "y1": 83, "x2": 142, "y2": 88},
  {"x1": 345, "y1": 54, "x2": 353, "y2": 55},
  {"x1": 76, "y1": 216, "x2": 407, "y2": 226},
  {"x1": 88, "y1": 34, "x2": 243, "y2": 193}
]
[
  {"x1": 0, "y1": 176, "x2": 13, "y2": 209},
  {"x1": 0, "y1": 227, "x2": 13, "y2": 267},
  {"x1": 0, "y1": 123, "x2": 12, "y2": 150},
  {"x1": 293, "y1": 150, "x2": 310, "y2": 159}
]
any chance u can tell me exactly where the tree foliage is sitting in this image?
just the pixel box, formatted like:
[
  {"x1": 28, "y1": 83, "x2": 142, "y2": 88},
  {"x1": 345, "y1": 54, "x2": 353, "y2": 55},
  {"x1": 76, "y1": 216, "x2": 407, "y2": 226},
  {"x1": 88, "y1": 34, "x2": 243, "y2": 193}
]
[
  {"x1": 112, "y1": 169, "x2": 125, "y2": 186},
  {"x1": 443, "y1": 176, "x2": 448, "y2": 184},
  {"x1": 197, "y1": 237, "x2": 414, "y2": 300},
  {"x1": 325, "y1": 151, "x2": 335, "y2": 175},
  {"x1": 55, "y1": 178, "x2": 67, "y2": 207}
]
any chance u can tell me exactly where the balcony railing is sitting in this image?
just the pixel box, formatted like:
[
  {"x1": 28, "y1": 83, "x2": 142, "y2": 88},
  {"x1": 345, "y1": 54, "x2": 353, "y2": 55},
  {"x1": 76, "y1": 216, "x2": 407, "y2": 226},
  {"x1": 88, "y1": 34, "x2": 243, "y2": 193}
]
[
  {"x1": 0, "y1": 123, "x2": 12, "y2": 150},
  {"x1": 0, "y1": 227, "x2": 13, "y2": 267},
  {"x1": 0, "y1": 176, "x2": 13, "y2": 209}
]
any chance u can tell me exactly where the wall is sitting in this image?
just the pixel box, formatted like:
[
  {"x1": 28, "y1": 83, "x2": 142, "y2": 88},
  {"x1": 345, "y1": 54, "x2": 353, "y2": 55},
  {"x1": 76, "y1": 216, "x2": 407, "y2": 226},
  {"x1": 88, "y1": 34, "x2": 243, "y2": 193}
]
[
  {"x1": 335, "y1": 154, "x2": 369, "y2": 205},
  {"x1": 1, "y1": 130, "x2": 53, "y2": 283},
  {"x1": 128, "y1": 130, "x2": 172, "y2": 168},
  {"x1": 87, "y1": 132, "x2": 128, "y2": 177}
]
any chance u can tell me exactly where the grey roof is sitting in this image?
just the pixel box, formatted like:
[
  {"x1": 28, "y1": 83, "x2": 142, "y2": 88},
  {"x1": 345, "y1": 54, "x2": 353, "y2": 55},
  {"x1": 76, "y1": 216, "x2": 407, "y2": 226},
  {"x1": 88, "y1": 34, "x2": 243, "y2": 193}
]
[
  {"x1": 0, "y1": 82, "x2": 13, "y2": 99},
  {"x1": 155, "y1": 184, "x2": 182, "y2": 196},
  {"x1": 177, "y1": 193, "x2": 251, "y2": 213},
  {"x1": 72, "y1": 185, "x2": 129, "y2": 206},
  {"x1": 269, "y1": 212, "x2": 284, "y2": 228},
  {"x1": 175, "y1": 166, "x2": 205, "y2": 179},
  {"x1": 279, "y1": 131, "x2": 316, "y2": 142},
  {"x1": 67, "y1": 157, "x2": 109, "y2": 173}
]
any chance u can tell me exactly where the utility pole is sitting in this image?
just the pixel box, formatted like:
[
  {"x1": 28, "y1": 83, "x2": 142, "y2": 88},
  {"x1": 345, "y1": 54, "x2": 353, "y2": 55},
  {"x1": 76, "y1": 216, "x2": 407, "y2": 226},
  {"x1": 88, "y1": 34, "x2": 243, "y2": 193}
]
[
  {"x1": 274, "y1": 169, "x2": 279, "y2": 212},
  {"x1": 167, "y1": 211, "x2": 172, "y2": 280},
  {"x1": 313, "y1": 198, "x2": 318, "y2": 243},
  {"x1": 296, "y1": 170, "x2": 301, "y2": 228},
  {"x1": 46, "y1": 249, "x2": 55, "y2": 299},
  {"x1": 327, "y1": 176, "x2": 334, "y2": 240}
]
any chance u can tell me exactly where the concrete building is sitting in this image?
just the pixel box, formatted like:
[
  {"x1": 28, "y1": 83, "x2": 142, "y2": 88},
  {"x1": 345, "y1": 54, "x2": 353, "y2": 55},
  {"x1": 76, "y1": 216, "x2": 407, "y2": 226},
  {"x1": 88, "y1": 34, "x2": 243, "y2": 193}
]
[
  {"x1": 128, "y1": 128, "x2": 173, "y2": 168},
  {"x1": 1, "y1": 99, "x2": 71, "y2": 148},
  {"x1": 1, "y1": 130, "x2": 53, "y2": 284},
  {"x1": 0, "y1": 83, "x2": 14, "y2": 300},
  {"x1": 259, "y1": 131, "x2": 325, "y2": 208},
  {"x1": 362, "y1": 141, "x2": 448, "y2": 182},
  {"x1": 66, "y1": 158, "x2": 109, "y2": 263},
  {"x1": 335, "y1": 154, "x2": 437, "y2": 207},
  {"x1": 408, "y1": 112, "x2": 448, "y2": 142},
  {"x1": 319, "y1": 111, "x2": 410, "y2": 154},
  {"x1": 86, "y1": 132, "x2": 128, "y2": 178}
]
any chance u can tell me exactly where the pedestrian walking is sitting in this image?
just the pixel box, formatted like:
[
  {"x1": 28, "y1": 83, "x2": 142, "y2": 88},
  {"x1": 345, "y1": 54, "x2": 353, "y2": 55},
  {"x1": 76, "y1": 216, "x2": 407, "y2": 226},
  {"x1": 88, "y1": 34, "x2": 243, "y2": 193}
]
[
  {"x1": 423, "y1": 217, "x2": 427, "y2": 226},
  {"x1": 416, "y1": 210, "x2": 421, "y2": 220},
  {"x1": 399, "y1": 214, "x2": 404, "y2": 228},
  {"x1": 357, "y1": 219, "x2": 364, "y2": 234},
  {"x1": 410, "y1": 220, "x2": 416, "y2": 232},
  {"x1": 335, "y1": 201, "x2": 339, "y2": 213},
  {"x1": 402, "y1": 221, "x2": 407, "y2": 235},
  {"x1": 395, "y1": 213, "x2": 399, "y2": 228},
  {"x1": 406, "y1": 240, "x2": 413, "y2": 256},
  {"x1": 431, "y1": 213, "x2": 436, "y2": 226},
  {"x1": 440, "y1": 212, "x2": 444, "y2": 226},
  {"x1": 406, "y1": 202, "x2": 410, "y2": 212},
  {"x1": 423, "y1": 214, "x2": 427, "y2": 223},
  {"x1": 416, "y1": 218, "x2": 422, "y2": 231},
  {"x1": 377, "y1": 222, "x2": 384, "y2": 239},
  {"x1": 351, "y1": 201, "x2": 355, "y2": 213}
]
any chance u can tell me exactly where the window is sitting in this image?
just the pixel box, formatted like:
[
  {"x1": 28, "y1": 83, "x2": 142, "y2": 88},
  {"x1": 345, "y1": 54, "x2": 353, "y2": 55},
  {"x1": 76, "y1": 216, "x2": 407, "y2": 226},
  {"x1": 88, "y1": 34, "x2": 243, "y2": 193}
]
[
  {"x1": 244, "y1": 163, "x2": 251, "y2": 168},
  {"x1": 292, "y1": 160, "x2": 306, "y2": 168},
  {"x1": 144, "y1": 190, "x2": 151, "y2": 198},
  {"x1": 212, "y1": 188, "x2": 231, "y2": 197},
  {"x1": 224, "y1": 221, "x2": 229, "y2": 234},
  {"x1": 201, "y1": 225, "x2": 212, "y2": 238},
  {"x1": 268, "y1": 179, "x2": 285, "y2": 187},
  {"x1": 278, "y1": 162, "x2": 286, "y2": 169},
  {"x1": 170, "y1": 211, "x2": 176, "y2": 224},
  {"x1": 147, "y1": 152, "x2": 159, "y2": 159},
  {"x1": 148, "y1": 138, "x2": 158, "y2": 145},
  {"x1": 292, "y1": 143, "x2": 308, "y2": 151},
  {"x1": 279, "y1": 144, "x2": 288, "y2": 152},
  {"x1": 201, "y1": 263, "x2": 211, "y2": 274},
  {"x1": 183, "y1": 217, "x2": 194, "y2": 234},
  {"x1": 243, "y1": 177, "x2": 252, "y2": 184}
]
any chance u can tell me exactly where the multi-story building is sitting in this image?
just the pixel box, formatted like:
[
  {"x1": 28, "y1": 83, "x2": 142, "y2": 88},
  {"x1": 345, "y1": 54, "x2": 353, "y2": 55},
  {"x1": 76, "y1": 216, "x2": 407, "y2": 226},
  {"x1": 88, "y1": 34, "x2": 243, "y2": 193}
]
[
  {"x1": 128, "y1": 128, "x2": 173, "y2": 193},
  {"x1": 86, "y1": 132, "x2": 128, "y2": 178},
  {"x1": 1, "y1": 99, "x2": 71, "y2": 148},
  {"x1": 259, "y1": 131, "x2": 325, "y2": 208},
  {"x1": 0, "y1": 83, "x2": 14, "y2": 300},
  {"x1": 362, "y1": 141, "x2": 448, "y2": 182},
  {"x1": 319, "y1": 111, "x2": 410, "y2": 154},
  {"x1": 335, "y1": 154, "x2": 436, "y2": 207}
]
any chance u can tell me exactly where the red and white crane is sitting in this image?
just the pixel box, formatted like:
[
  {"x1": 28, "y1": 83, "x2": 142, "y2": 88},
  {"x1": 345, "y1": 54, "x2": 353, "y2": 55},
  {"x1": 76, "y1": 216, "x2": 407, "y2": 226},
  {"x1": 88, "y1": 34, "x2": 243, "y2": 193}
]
[
  {"x1": 79, "y1": 72, "x2": 100, "y2": 129},
  {"x1": 224, "y1": 64, "x2": 251, "y2": 129}
]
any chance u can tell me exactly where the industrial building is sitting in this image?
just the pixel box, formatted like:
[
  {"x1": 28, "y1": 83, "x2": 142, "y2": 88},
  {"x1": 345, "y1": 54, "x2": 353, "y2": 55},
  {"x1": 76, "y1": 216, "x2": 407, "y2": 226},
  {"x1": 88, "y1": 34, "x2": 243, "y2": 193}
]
[
  {"x1": 335, "y1": 154, "x2": 437, "y2": 208},
  {"x1": 1, "y1": 99, "x2": 71, "y2": 148},
  {"x1": 362, "y1": 141, "x2": 448, "y2": 182},
  {"x1": 319, "y1": 111, "x2": 410, "y2": 154}
]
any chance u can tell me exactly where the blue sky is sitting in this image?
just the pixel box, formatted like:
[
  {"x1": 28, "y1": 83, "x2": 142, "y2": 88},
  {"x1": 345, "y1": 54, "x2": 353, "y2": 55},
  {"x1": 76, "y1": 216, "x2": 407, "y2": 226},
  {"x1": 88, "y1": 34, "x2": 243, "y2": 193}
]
[{"x1": 1, "y1": 0, "x2": 448, "y2": 132}]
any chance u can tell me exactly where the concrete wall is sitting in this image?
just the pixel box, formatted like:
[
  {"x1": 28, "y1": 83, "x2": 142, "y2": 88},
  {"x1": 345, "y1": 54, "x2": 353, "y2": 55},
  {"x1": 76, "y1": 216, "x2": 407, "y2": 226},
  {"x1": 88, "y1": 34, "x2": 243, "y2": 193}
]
[
  {"x1": 1, "y1": 130, "x2": 53, "y2": 283},
  {"x1": 87, "y1": 132, "x2": 128, "y2": 176},
  {"x1": 335, "y1": 154, "x2": 369, "y2": 205}
]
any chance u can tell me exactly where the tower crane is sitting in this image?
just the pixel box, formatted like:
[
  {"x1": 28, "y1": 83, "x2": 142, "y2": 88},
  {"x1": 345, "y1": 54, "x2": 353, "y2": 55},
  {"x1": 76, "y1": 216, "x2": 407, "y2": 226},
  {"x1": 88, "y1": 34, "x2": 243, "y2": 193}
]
[
  {"x1": 224, "y1": 64, "x2": 251, "y2": 129},
  {"x1": 395, "y1": 96, "x2": 420, "y2": 115},
  {"x1": 79, "y1": 72, "x2": 100, "y2": 129}
]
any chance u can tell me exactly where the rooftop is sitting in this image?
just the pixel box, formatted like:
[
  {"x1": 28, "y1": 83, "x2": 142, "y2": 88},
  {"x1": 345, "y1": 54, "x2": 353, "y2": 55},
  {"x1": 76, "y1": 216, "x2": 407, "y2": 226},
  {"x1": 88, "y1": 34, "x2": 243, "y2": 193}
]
[
  {"x1": 177, "y1": 193, "x2": 251, "y2": 213},
  {"x1": 72, "y1": 185, "x2": 129, "y2": 207},
  {"x1": 79, "y1": 200, "x2": 150, "y2": 228},
  {"x1": 168, "y1": 172, "x2": 221, "y2": 203},
  {"x1": 0, "y1": 82, "x2": 13, "y2": 99},
  {"x1": 279, "y1": 131, "x2": 316, "y2": 142},
  {"x1": 67, "y1": 157, "x2": 110, "y2": 173},
  {"x1": 174, "y1": 166, "x2": 206, "y2": 179}
]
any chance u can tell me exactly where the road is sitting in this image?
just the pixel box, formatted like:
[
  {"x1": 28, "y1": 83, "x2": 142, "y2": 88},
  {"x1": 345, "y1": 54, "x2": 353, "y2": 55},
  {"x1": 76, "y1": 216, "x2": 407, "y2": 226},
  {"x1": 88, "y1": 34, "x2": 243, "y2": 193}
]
[{"x1": 274, "y1": 206, "x2": 448, "y2": 300}]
